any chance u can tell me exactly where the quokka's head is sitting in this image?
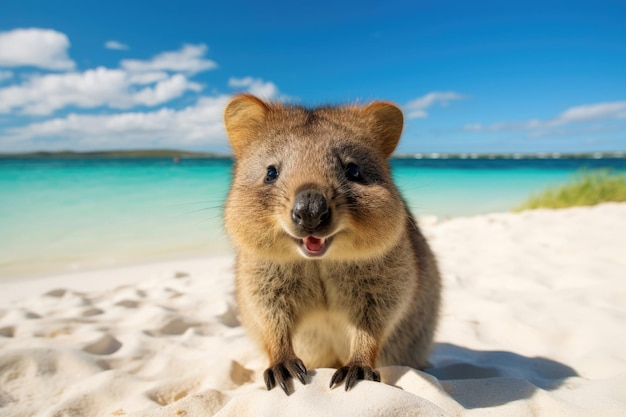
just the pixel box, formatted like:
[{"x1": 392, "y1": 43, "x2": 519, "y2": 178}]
[{"x1": 223, "y1": 94, "x2": 408, "y2": 262}]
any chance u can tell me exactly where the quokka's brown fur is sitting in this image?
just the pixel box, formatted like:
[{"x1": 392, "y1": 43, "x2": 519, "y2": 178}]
[{"x1": 223, "y1": 94, "x2": 441, "y2": 394}]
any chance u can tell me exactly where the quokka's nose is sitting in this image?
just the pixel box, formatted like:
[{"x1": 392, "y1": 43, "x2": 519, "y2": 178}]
[{"x1": 291, "y1": 190, "x2": 330, "y2": 231}]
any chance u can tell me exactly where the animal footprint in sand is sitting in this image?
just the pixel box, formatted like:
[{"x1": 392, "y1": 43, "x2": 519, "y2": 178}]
[{"x1": 82, "y1": 334, "x2": 122, "y2": 355}]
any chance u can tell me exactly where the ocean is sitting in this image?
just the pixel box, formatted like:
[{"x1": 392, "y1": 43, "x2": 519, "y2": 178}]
[{"x1": 2, "y1": 157, "x2": 625, "y2": 279}]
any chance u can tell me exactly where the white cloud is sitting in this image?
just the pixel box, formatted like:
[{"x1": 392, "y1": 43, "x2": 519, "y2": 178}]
[
  {"x1": 464, "y1": 120, "x2": 543, "y2": 132},
  {"x1": 0, "y1": 31, "x2": 283, "y2": 152},
  {"x1": 128, "y1": 71, "x2": 169, "y2": 85},
  {"x1": 0, "y1": 67, "x2": 203, "y2": 115},
  {"x1": 554, "y1": 101, "x2": 626, "y2": 125},
  {"x1": 121, "y1": 44, "x2": 217, "y2": 75},
  {"x1": 3, "y1": 95, "x2": 231, "y2": 151},
  {"x1": 105, "y1": 40, "x2": 129, "y2": 50},
  {"x1": 228, "y1": 76, "x2": 279, "y2": 99},
  {"x1": 405, "y1": 91, "x2": 466, "y2": 119},
  {"x1": 0, "y1": 70, "x2": 13, "y2": 81},
  {"x1": 465, "y1": 100, "x2": 626, "y2": 132},
  {"x1": 0, "y1": 28, "x2": 75, "y2": 70},
  {"x1": 132, "y1": 74, "x2": 202, "y2": 106}
]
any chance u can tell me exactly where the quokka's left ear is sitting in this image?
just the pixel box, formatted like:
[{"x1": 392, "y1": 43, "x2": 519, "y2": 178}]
[{"x1": 361, "y1": 102, "x2": 404, "y2": 157}]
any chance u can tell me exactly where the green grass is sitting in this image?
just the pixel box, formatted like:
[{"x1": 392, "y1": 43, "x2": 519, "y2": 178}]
[{"x1": 515, "y1": 169, "x2": 626, "y2": 212}]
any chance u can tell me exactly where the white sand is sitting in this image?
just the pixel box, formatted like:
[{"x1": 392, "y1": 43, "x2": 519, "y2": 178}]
[{"x1": 1, "y1": 203, "x2": 625, "y2": 417}]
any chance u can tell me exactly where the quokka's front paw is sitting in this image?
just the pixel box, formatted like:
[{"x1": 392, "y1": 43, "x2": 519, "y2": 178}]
[
  {"x1": 263, "y1": 358, "x2": 308, "y2": 395},
  {"x1": 330, "y1": 364, "x2": 381, "y2": 391}
]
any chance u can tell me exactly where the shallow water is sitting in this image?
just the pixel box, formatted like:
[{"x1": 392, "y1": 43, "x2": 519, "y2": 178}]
[{"x1": 2, "y1": 157, "x2": 624, "y2": 278}]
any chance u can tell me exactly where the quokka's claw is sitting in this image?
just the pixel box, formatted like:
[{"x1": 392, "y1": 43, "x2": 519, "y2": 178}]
[
  {"x1": 330, "y1": 365, "x2": 381, "y2": 391},
  {"x1": 263, "y1": 358, "x2": 308, "y2": 395}
]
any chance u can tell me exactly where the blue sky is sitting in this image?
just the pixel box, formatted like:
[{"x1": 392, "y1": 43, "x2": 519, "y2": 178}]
[{"x1": 1, "y1": 0, "x2": 625, "y2": 154}]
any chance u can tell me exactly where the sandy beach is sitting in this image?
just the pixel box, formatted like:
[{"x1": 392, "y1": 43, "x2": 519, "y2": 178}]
[{"x1": 1, "y1": 202, "x2": 625, "y2": 417}]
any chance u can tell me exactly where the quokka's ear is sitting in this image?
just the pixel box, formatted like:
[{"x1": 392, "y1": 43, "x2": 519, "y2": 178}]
[
  {"x1": 224, "y1": 94, "x2": 269, "y2": 157},
  {"x1": 362, "y1": 101, "x2": 404, "y2": 157}
]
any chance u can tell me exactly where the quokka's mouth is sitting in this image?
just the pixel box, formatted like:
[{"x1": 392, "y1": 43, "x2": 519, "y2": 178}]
[{"x1": 298, "y1": 236, "x2": 330, "y2": 258}]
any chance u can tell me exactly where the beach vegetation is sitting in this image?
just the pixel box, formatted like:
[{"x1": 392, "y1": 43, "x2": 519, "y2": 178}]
[{"x1": 515, "y1": 169, "x2": 626, "y2": 211}]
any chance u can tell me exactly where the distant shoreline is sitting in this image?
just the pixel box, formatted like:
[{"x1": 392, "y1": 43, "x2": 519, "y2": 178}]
[
  {"x1": 1, "y1": 149, "x2": 625, "y2": 160},
  {"x1": 395, "y1": 151, "x2": 626, "y2": 160},
  {"x1": 0, "y1": 149, "x2": 229, "y2": 159}
]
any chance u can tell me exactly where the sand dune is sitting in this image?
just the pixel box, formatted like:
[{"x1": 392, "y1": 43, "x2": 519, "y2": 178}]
[{"x1": 1, "y1": 203, "x2": 625, "y2": 416}]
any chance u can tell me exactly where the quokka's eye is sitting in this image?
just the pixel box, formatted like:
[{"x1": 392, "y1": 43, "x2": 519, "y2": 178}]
[
  {"x1": 345, "y1": 163, "x2": 361, "y2": 181},
  {"x1": 264, "y1": 166, "x2": 279, "y2": 184}
]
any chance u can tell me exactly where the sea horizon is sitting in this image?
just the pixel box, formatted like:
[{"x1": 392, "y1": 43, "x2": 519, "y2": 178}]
[{"x1": 2, "y1": 148, "x2": 625, "y2": 160}]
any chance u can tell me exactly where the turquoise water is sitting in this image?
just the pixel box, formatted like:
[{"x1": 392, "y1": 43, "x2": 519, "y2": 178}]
[{"x1": 2, "y1": 157, "x2": 625, "y2": 278}]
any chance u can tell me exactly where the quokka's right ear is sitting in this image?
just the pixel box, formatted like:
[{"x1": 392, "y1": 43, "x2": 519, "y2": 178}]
[{"x1": 224, "y1": 94, "x2": 269, "y2": 157}]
